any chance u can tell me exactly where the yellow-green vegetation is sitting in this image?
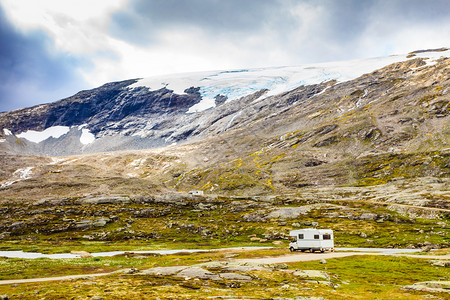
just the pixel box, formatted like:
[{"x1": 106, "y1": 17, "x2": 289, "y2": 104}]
[
  {"x1": 353, "y1": 151, "x2": 449, "y2": 186},
  {"x1": 0, "y1": 250, "x2": 448, "y2": 299},
  {"x1": 0, "y1": 250, "x2": 234, "y2": 280}
]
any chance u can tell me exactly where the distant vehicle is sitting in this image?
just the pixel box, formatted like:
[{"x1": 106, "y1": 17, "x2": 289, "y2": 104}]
[
  {"x1": 289, "y1": 228, "x2": 334, "y2": 253},
  {"x1": 188, "y1": 190, "x2": 204, "y2": 196}
]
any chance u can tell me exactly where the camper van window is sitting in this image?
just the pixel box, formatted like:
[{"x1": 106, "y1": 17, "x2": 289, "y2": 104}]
[
  {"x1": 298, "y1": 234, "x2": 304, "y2": 239},
  {"x1": 323, "y1": 234, "x2": 331, "y2": 240},
  {"x1": 314, "y1": 234, "x2": 319, "y2": 239}
]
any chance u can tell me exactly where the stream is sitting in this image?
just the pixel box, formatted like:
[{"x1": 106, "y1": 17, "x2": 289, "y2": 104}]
[{"x1": 0, "y1": 247, "x2": 422, "y2": 259}]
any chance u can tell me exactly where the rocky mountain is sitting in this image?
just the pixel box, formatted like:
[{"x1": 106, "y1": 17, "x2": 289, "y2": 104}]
[
  {"x1": 1, "y1": 48, "x2": 448, "y2": 157},
  {"x1": 0, "y1": 48, "x2": 449, "y2": 194}
]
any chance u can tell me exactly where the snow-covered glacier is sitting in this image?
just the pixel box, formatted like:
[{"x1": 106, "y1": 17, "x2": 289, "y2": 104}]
[{"x1": 130, "y1": 49, "x2": 450, "y2": 113}]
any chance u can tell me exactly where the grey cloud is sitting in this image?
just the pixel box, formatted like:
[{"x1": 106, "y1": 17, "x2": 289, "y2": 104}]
[
  {"x1": 0, "y1": 5, "x2": 89, "y2": 112},
  {"x1": 110, "y1": 0, "x2": 450, "y2": 62},
  {"x1": 110, "y1": 0, "x2": 291, "y2": 45}
]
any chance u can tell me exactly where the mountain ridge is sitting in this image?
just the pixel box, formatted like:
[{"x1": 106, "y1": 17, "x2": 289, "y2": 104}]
[{"x1": 1, "y1": 48, "x2": 448, "y2": 156}]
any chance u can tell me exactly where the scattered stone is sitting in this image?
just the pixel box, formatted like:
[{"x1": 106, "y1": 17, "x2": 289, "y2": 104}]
[
  {"x1": 0, "y1": 295, "x2": 9, "y2": 300},
  {"x1": 319, "y1": 259, "x2": 327, "y2": 264},
  {"x1": 272, "y1": 241, "x2": 284, "y2": 245},
  {"x1": 359, "y1": 232, "x2": 367, "y2": 238},
  {"x1": 91, "y1": 297, "x2": 104, "y2": 300}
]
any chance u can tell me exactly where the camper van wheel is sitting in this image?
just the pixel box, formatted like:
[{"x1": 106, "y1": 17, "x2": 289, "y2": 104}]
[
  {"x1": 320, "y1": 250, "x2": 325, "y2": 253},
  {"x1": 289, "y1": 247, "x2": 295, "y2": 252},
  {"x1": 310, "y1": 248, "x2": 314, "y2": 253}
]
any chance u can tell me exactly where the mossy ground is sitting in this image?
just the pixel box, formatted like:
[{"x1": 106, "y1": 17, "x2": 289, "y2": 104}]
[{"x1": 0, "y1": 194, "x2": 448, "y2": 254}]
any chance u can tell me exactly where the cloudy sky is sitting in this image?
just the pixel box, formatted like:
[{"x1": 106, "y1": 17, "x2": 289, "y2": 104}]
[{"x1": 0, "y1": 0, "x2": 449, "y2": 112}]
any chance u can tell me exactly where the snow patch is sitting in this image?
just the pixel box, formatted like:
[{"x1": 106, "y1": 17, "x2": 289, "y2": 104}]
[
  {"x1": 17, "y1": 126, "x2": 70, "y2": 143},
  {"x1": 129, "y1": 158, "x2": 146, "y2": 168},
  {"x1": 3, "y1": 129, "x2": 12, "y2": 135},
  {"x1": 0, "y1": 167, "x2": 34, "y2": 189},
  {"x1": 14, "y1": 167, "x2": 34, "y2": 179},
  {"x1": 187, "y1": 97, "x2": 216, "y2": 113},
  {"x1": 0, "y1": 180, "x2": 17, "y2": 188},
  {"x1": 80, "y1": 128, "x2": 95, "y2": 145},
  {"x1": 61, "y1": 158, "x2": 80, "y2": 165}
]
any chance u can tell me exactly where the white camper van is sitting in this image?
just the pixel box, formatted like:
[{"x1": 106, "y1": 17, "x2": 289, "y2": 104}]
[{"x1": 289, "y1": 228, "x2": 334, "y2": 253}]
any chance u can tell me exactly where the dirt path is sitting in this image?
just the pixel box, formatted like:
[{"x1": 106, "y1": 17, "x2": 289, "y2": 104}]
[{"x1": 0, "y1": 252, "x2": 448, "y2": 286}]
